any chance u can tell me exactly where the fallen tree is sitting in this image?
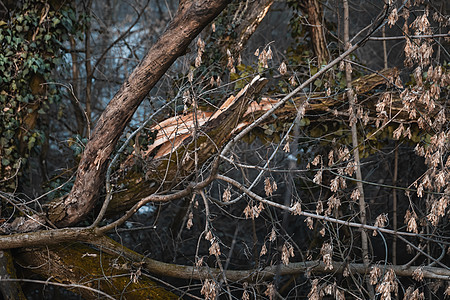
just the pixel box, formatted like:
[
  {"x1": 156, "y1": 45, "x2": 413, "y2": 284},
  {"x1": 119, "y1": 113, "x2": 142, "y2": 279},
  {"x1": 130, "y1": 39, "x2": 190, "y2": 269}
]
[
  {"x1": 46, "y1": 0, "x2": 232, "y2": 227},
  {"x1": 1, "y1": 1, "x2": 448, "y2": 299}
]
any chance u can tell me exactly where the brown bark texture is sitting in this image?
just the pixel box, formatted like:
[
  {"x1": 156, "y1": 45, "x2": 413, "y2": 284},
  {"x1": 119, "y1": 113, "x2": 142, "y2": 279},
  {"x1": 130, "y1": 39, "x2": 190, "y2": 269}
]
[
  {"x1": 299, "y1": 0, "x2": 329, "y2": 63},
  {"x1": 230, "y1": 0, "x2": 275, "y2": 55},
  {"x1": 47, "y1": 0, "x2": 231, "y2": 227}
]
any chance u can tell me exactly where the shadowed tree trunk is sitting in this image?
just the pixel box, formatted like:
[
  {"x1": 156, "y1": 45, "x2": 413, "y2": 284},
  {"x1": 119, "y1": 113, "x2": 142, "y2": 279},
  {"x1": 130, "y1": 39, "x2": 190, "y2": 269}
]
[
  {"x1": 0, "y1": 250, "x2": 26, "y2": 300},
  {"x1": 299, "y1": 0, "x2": 329, "y2": 64}
]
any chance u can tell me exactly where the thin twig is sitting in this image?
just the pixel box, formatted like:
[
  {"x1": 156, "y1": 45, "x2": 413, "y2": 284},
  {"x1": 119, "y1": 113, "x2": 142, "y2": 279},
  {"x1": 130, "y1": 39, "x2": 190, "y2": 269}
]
[
  {"x1": 216, "y1": 174, "x2": 420, "y2": 238},
  {"x1": 0, "y1": 278, "x2": 115, "y2": 299},
  {"x1": 392, "y1": 144, "x2": 398, "y2": 265},
  {"x1": 368, "y1": 33, "x2": 450, "y2": 40},
  {"x1": 397, "y1": 235, "x2": 449, "y2": 270},
  {"x1": 342, "y1": 0, "x2": 372, "y2": 296}
]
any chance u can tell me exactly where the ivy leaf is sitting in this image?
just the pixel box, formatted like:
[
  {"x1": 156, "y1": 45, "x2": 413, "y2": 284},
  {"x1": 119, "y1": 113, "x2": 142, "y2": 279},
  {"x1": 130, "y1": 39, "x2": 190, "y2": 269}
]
[
  {"x1": 28, "y1": 136, "x2": 36, "y2": 150},
  {"x1": 1, "y1": 158, "x2": 10, "y2": 166},
  {"x1": 52, "y1": 17, "x2": 61, "y2": 26}
]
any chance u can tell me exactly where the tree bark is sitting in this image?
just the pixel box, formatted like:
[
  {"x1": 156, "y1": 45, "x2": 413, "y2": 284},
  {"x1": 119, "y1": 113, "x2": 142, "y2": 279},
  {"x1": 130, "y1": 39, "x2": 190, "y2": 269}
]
[
  {"x1": 47, "y1": 0, "x2": 231, "y2": 227},
  {"x1": 343, "y1": 0, "x2": 373, "y2": 298},
  {"x1": 229, "y1": 0, "x2": 275, "y2": 56},
  {"x1": 299, "y1": 0, "x2": 329, "y2": 64},
  {"x1": 108, "y1": 76, "x2": 268, "y2": 215}
]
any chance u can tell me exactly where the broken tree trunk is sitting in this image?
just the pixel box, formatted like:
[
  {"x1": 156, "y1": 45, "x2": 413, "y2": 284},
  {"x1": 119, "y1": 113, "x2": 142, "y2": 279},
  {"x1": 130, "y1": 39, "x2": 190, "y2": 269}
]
[
  {"x1": 104, "y1": 68, "x2": 404, "y2": 216},
  {"x1": 47, "y1": 0, "x2": 231, "y2": 227},
  {"x1": 107, "y1": 76, "x2": 269, "y2": 214}
]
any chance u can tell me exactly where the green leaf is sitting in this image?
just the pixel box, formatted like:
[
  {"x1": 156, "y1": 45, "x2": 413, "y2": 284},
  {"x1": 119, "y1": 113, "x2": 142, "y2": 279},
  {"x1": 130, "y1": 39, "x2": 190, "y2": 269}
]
[
  {"x1": 314, "y1": 79, "x2": 322, "y2": 88},
  {"x1": 52, "y1": 17, "x2": 61, "y2": 26},
  {"x1": 1, "y1": 158, "x2": 10, "y2": 166},
  {"x1": 230, "y1": 72, "x2": 239, "y2": 81},
  {"x1": 5, "y1": 146, "x2": 14, "y2": 155},
  {"x1": 28, "y1": 136, "x2": 36, "y2": 150},
  {"x1": 299, "y1": 118, "x2": 310, "y2": 126}
]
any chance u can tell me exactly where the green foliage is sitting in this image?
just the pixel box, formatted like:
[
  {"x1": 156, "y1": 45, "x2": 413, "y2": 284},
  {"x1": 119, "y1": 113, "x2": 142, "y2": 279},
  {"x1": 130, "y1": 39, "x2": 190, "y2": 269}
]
[
  {"x1": 230, "y1": 63, "x2": 257, "y2": 89},
  {"x1": 0, "y1": 0, "x2": 79, "y2": 190},
  {"x1": 45, "y1": 176, "x2": 75, "y2": 200},
  {"x1": 67, "y1": 135, "x2": 88, "y2": 158}
]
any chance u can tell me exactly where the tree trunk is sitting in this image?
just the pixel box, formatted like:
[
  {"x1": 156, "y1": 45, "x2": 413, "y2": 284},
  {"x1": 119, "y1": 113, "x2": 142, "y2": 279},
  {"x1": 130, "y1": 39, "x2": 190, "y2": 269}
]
[
  {"x1": 229, "y1": 0, "x2": 275, "y2": 56},
  {"x1": 299, "y1": 0, "x2": 329, "y2": 64},
  {"x1": 47, "y1": 0, "x2": 231, "y2": 227},
  {"x1": 14, "y1": 236, "x2": 450, "y2": 298}
]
